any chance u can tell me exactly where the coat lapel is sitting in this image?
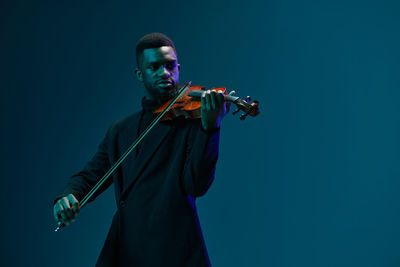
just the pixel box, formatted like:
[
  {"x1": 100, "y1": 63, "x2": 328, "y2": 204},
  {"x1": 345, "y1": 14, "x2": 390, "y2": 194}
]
[{"x1": 119, "y1": 121, "x2": 172, "y2": 201}]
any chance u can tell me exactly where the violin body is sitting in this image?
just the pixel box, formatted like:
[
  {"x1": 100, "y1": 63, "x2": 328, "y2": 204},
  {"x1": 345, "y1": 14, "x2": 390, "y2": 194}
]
[{"x1": 153, "y1": 85, "x2": 227, "y2": 121}]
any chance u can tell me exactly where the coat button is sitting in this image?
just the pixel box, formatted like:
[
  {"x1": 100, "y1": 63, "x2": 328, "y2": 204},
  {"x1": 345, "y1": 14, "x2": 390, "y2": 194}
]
[{"x1": 119, "y1": 200, "x2": 126, "y2": 208}]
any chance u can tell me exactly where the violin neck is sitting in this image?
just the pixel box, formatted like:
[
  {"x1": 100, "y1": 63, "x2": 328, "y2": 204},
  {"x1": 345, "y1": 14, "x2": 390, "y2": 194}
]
[
  {"x1": 187, "y1": 90, "x2": 239, "y2": 103},
  {"x1": 224, "y1": 95, "x2": 240, "y2": 103}
]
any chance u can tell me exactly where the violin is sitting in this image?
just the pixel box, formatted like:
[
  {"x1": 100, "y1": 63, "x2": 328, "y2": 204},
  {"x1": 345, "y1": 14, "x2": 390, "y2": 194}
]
[{"x1": 153, "y1": 85, "x2": 260, "y2": 120}]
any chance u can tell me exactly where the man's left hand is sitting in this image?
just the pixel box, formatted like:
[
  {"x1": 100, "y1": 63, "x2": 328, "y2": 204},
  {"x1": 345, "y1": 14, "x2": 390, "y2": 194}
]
[{"x1": 201, "y1": 90, "x2": 228, "y2": 132}]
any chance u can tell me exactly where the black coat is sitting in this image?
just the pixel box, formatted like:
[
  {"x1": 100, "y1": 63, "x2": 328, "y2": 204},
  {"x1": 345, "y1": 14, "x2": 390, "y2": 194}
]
[{"x1": 57, "y1": 103, "x2": 220, "y2": 266}]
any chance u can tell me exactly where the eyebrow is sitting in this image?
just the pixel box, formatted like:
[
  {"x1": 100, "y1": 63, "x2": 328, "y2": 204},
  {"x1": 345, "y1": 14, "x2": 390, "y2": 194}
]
[{"x1": 147, "y1": 59, "x2": 177, "y2": 66}]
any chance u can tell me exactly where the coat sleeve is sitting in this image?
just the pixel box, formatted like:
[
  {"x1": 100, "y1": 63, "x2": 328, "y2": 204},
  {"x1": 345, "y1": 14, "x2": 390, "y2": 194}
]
[
  {"x1": 181, "y1": 120, "x2": 220, "y2": 197},
  {"x1": 54, "y1": 124, "x2": 115, "y2": 204}
]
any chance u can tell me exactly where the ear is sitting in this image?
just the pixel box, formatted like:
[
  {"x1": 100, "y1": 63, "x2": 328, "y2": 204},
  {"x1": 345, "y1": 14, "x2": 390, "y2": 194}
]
[
  {"x1": 134, "y1": 68, "x2": 143, "y2": 82},
  {"x1": 177, "y1": 64, "x2": 181, "y2": 71}
]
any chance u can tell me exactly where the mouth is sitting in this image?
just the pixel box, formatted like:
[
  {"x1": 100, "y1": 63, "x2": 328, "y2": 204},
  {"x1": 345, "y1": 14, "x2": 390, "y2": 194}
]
[
  {"x1": 158, "y1": 80, "x2": 172, "y2": 84},
  {"x1": 157, "y1": 80, "x2": 174, "y2": 88}
]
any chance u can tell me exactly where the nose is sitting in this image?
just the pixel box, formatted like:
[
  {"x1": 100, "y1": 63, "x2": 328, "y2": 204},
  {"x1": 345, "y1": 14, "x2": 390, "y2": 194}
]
[{"x1": 158, "y1": 65, "x2": 170, "y2": 78}]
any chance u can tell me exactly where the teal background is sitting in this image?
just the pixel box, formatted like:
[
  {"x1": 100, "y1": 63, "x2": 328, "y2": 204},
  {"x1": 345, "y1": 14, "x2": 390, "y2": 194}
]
[{"x1": 2, "y1": 0, "x2": 400, "y2": 266}]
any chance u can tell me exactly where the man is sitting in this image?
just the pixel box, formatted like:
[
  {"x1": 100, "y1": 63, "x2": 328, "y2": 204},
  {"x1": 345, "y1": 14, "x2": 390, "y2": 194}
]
[{"x1": 53, "y1": 32, "x2": 228, "y2": 266}]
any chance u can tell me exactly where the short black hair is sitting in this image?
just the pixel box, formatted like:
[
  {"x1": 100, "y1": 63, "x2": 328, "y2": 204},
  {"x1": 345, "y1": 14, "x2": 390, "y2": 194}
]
[{"x1": 135, "y1": 32, "x2": 176, "y2": 68}]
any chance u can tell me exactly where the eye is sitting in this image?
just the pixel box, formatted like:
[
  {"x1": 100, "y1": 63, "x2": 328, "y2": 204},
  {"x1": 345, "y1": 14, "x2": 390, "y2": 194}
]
[
  {"x1": 148, "y1": 64, "x2": 158, "y2": 71},
  {"x1": 166, "y1": 62, "x2": 176, "y2": 70}
]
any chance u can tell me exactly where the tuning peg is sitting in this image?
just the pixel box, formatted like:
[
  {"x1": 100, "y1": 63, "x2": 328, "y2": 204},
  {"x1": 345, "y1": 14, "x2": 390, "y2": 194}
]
[
  {"x1": 232, "y1": 108, "x2": 240, "y2": 115},
  {"x1": 239, "y1": 97, "x2": 254, "y2": 120},
  {"x1": 240, "y1": 112, "x2": 249, "y2": 120}
]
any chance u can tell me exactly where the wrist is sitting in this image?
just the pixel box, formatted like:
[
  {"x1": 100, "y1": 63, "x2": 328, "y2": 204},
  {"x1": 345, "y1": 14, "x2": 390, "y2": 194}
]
[{"x1": 201, "y1": 123, "x2": 220, "y2": 134}]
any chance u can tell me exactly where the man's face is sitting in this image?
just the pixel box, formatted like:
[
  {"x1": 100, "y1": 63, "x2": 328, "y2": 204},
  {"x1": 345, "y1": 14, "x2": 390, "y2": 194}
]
[{"x1": 135, "y1": 46, "x2": 180, "y2": 103}]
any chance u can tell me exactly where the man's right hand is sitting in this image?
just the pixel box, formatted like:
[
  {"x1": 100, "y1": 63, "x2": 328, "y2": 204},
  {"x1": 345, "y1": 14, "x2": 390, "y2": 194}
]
[{"x1": 53, "y1": 194, "x2": 80, "y2": 227}]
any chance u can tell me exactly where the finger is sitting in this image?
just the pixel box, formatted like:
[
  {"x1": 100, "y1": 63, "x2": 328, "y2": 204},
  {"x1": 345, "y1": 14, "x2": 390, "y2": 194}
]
[
  {"x1": 63, "y1": 197, "x2": 74, "y2": 216},
  {"x1": 71, "y1": 194, "x2": 80, "y2": 210},
  {"x1": 216, "y1": 92, "x2": 225, "y2": 110},
  {"x1": 226, "y1": 101, "x2": 231, "y2": 113},
  {"x1": 54, "y1": 202, "x2": 63, "y2": 222},
  {"x1": 60, "y1": 198, "x2": 74, "y2": 223},
  {"x1": 67, "y1": 194, "x2": 80, "y2": 214},
  {"x1": 56, "y1": 203, "x2": 69, "y2": 225},
  {"x1": 205, "y1": 90, "x2": 211, "y2": 110},
  {"x1": 227, "y1": 91, "x2": 235, "y2": 112},
  {"x1": 201, "y1": 91, "x2": 206, "y2": 113},
  {"x1": 210, "y1": 90, "x2": 217, "y2": 110},
  {"x1": 65, "y1": 196, "x2": 77, "y2": 221},
  {"x1": 66, "y1": 198, "x2": 78, "y2": 221}
]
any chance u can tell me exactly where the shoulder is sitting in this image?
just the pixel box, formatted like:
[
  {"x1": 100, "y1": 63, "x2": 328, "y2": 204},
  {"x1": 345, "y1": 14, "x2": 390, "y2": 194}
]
[{"x1": 107, "y1": 110, "x2": 142, "y2": 135}]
